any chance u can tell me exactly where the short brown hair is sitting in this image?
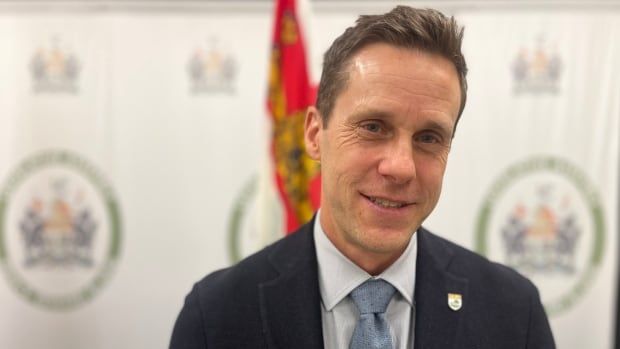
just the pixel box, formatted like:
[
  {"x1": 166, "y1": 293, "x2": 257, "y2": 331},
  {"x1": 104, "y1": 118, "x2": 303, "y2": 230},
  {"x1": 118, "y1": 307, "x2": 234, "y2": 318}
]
[{"x1": 316, "y1": 6, "x2": 468, "y2": 133}]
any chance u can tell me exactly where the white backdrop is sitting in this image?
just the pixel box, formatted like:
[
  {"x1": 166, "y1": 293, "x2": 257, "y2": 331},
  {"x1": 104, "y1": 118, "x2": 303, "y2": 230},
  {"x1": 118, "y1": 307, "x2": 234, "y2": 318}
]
[
  {"x1": 428, "y1": 10, "x2": 620, "y2": 349},
  {"x1": 0, "y1": 1, "x2": 617, "y2": 348}
]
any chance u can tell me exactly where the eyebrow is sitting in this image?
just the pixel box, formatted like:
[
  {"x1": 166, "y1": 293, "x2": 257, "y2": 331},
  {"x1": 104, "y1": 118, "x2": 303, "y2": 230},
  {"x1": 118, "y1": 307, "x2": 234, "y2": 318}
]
[{"x1": 349, "y1": 107, "x2": 394, "y2": 122}]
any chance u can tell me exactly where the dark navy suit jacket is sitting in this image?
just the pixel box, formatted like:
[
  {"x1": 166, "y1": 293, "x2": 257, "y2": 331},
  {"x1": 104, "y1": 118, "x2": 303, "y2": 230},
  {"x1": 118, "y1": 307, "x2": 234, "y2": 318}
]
[{"x1": 170, "y1": 218, "x2": 555, "y2": 348}]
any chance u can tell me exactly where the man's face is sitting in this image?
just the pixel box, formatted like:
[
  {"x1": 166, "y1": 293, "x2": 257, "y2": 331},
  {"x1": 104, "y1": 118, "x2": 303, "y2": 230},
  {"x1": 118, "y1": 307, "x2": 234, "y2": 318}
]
[{"x1": 305, "y1": 43, "x2": 461, "y2": 270}]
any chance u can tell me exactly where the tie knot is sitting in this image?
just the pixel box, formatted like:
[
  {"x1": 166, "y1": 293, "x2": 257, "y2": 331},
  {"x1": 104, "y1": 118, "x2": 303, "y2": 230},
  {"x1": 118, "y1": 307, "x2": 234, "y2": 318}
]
[{"x1": 350, "y1": 279, "x2": 396, "y2": 315}]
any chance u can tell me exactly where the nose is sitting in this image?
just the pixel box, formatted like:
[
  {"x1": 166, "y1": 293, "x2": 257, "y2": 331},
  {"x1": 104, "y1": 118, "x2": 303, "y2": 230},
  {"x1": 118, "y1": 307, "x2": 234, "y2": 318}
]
[{"x1": 377, "y1": 137, "x2": 416, "y2": 183}]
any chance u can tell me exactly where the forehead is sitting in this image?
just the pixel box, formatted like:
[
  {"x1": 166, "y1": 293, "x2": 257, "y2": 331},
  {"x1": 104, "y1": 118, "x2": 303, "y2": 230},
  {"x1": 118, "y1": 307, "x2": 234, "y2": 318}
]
[{"x1": 338, "y1": 43, "x2": 461, "y2": 119}]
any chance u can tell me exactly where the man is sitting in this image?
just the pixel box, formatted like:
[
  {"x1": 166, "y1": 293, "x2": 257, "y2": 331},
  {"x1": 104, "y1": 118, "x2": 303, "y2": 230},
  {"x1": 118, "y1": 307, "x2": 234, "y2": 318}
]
[{"x1": 170, "y1": 6, "x2": 555, "y2": 349}]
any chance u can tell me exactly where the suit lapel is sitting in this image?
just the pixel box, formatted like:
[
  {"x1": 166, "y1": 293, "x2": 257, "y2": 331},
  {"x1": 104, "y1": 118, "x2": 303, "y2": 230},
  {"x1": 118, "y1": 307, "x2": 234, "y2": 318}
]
[
  {"x1": 259, "y1": 221, "x2": 324, "y2": 349},
  {"x1": 256, "y1": 221, "x2": 469, "y2": 349},
  {"x1": 414, "y1": 228, "x2": 469, "y2": 349}
]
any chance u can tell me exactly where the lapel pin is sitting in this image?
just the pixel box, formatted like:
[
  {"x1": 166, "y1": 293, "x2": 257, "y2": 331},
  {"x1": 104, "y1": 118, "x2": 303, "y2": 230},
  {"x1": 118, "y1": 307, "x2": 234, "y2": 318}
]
[{"x1": 447, "y1": 293, "x2": 462, "y2": 311}]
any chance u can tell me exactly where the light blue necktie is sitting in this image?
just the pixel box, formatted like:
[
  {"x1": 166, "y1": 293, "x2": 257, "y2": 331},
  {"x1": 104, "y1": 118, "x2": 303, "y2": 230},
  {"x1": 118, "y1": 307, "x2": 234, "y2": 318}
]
[{"x1": 349, "y1": 279, "x2": 396, "y2": 349}]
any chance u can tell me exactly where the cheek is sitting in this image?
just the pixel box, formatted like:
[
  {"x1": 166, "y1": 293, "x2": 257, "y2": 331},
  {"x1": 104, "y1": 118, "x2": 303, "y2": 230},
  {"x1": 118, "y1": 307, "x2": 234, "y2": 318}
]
[
  {"x1": 332, "y1": 168, "x2": 358, "y2": 196},
  {"x1": 329, "y1": 157, "x2": 375, "y2": 203},
  {"x1": 418, "y1": 159, "x2": 447, "y2": 193},
  {"x1": 337, "y1": 149, "x2": 377, "y2": 175}
]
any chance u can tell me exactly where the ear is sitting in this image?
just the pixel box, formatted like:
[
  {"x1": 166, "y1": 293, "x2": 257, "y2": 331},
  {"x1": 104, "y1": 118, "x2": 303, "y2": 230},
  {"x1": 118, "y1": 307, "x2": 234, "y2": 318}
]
[{"x1": 304, "y1": 106, "x2": 323, "y2": 161}]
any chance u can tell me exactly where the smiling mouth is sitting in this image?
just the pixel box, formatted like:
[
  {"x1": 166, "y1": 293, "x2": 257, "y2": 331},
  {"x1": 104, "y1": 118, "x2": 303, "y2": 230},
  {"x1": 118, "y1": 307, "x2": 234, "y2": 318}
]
[{"x1": 363, "y1": 194, "x2": 413, "y2": 209}]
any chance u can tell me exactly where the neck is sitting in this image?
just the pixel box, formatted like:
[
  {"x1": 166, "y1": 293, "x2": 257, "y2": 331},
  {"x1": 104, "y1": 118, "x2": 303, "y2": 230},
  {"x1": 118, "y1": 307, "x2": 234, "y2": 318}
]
[
  {"x1": 322, "y1": 227, "x2": 407, "y2": 276},
  {"x1": 350, "y1": 250, "x2": 405, "y2": 276}
]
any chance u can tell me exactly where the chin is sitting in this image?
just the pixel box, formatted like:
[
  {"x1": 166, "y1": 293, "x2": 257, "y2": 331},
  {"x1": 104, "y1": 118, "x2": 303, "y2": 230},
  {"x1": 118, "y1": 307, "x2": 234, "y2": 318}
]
[{"x1": 359, "y1": 228, "x2": 415, "y2": 252}]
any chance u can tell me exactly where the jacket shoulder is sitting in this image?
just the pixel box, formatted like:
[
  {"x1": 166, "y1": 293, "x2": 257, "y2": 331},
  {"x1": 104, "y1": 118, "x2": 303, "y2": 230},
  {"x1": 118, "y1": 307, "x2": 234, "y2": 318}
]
[
  {"x1": 423, "y1": 228, "x2": 538, "y2": 295},
  {"x1": 189, "y1": 225, "x2": 314, "y2": 318},
  {"x1": 194, "y1": 234, "x2": 285, "y2": 306},
  {"x1": 418, "y1": 229, "x2": 555, "y2": 348},
  {"x1": 170, "y1": 228, "x2": 313, "y2": 348}
]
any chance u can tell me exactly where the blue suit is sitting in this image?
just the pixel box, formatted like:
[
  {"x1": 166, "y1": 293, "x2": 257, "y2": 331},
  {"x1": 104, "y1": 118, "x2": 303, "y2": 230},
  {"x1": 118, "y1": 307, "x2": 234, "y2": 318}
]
[{"x1": 170, "y1": 218, "x2": 555, "y2": 348}]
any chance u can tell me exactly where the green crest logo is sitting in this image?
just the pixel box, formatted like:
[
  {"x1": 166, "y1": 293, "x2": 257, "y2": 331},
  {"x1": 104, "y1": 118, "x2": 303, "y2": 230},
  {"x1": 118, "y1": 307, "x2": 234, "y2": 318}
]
[
  {"x1": 228, "y1": 175, "x2": 282, "y2": 262},
  {"x1": 475, "y1": 157, "x2": 605, "y2": 315},
  {"x1": 0, "y1": 150, "x2": 122, "y2": 310}
]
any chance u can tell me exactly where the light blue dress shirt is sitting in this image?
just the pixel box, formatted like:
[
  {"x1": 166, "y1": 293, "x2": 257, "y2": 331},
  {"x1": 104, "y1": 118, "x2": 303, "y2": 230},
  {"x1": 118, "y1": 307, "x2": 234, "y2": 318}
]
[{"x1": 313, "y1": 210, "x2": 417, "y2": 349}]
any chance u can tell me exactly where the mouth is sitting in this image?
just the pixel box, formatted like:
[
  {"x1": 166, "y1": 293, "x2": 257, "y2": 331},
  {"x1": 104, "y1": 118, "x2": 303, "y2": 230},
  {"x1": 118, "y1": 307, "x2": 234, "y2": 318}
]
[{"x1": 362, "y1": 194, "x2": 414, "y2": 209}]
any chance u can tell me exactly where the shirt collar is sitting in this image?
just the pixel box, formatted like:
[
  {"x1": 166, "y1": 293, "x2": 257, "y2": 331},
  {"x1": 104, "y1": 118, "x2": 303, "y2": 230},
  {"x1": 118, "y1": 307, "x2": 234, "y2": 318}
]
[{"x1": 314, "y1": 210, "x2": 418, "y2": 311}]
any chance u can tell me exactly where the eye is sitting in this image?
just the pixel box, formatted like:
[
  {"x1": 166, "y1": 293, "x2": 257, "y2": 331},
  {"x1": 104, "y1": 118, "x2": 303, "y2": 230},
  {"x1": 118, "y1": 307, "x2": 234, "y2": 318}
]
[
  {"x1": 356, "y1": 120, "x2": 392, "y2": 140},
  {"x1": 416, "y1": 133, "x2": 441, "y2": 144},
  {"x1": 360, "y1": 121, "x2": 383, "y2": 133}
]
